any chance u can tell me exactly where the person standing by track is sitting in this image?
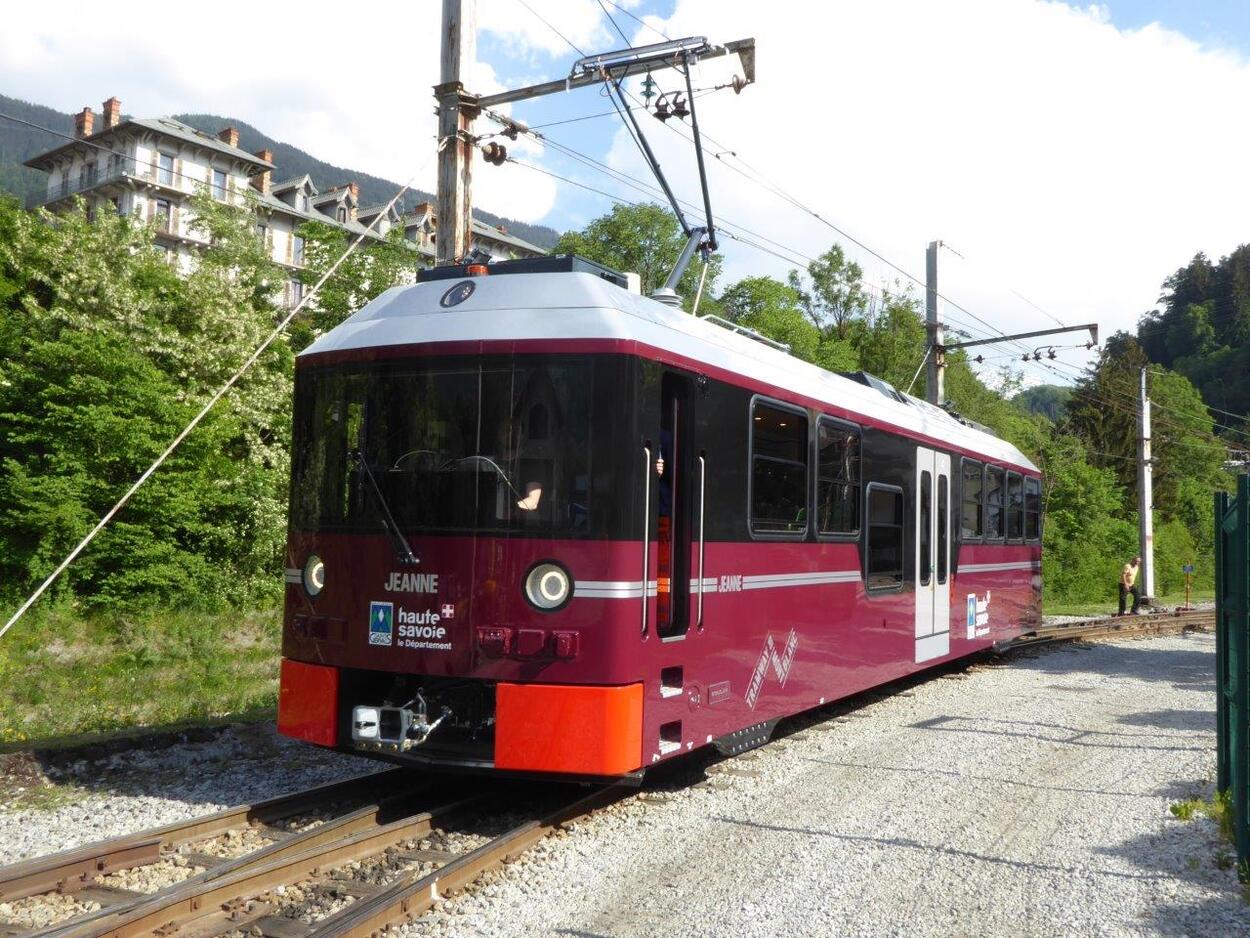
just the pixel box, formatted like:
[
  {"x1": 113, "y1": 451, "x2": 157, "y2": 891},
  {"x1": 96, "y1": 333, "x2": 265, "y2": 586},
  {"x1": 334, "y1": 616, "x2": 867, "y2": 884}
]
[{"x1": 1118, "y1": 555, "x2": 1142, "y2": 616}]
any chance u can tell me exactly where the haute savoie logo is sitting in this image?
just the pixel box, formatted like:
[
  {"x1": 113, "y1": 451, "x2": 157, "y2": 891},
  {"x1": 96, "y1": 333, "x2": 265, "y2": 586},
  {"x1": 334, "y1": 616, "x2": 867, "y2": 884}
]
[{"x1": 368, "y1": 601, "x2": 394, "y2": 646}]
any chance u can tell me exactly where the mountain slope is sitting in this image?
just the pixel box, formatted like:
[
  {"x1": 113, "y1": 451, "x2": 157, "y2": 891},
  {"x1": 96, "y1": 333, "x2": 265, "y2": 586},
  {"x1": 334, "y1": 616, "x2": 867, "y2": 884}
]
[{"x1": 0, "y1": 94, "x2": 558, "y2": 248}]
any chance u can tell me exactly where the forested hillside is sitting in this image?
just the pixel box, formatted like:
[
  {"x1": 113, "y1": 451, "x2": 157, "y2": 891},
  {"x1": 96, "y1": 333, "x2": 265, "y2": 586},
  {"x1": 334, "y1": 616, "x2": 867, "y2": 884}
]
[
  {"x1": 0, "y1": 94, "x2": 559, "y2": 248},
  {"x1": 1137, "y1": 247, "x2": 1250, "y2": 448}
]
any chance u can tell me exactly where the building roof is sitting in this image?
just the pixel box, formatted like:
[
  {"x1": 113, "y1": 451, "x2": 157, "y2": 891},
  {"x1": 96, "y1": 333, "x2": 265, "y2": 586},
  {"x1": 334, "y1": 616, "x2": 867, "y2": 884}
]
[
  {"x1": 255, "y1": 189, "x2": 435, "y2": 259},
  {"x1": 470, "y1": 218, "x2": 545, "y2": 254},
  {"x1": 357, "y1": 202, "x2": 400, "y2": 220},
  {"x1": 298, "y1": 271, "x2": 1036, "y2": 473},
  {"x1": 24, "y1": 117, "x2": 274, "y2": 172},
  {"x1": 271, "y1": 175, "x2": 316, "y2": 195}
]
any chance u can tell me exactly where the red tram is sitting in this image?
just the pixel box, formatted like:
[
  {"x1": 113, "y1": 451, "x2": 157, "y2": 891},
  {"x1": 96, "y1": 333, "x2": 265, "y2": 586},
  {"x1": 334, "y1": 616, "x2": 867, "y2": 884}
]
[{"x1": 276, "y1": 256, "x2": 1043, "y2": 780}]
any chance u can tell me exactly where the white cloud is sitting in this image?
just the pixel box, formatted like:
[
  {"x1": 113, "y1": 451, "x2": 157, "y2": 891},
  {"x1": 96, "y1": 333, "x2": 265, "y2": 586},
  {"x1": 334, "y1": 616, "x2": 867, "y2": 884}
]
[{"x1": 587, "y1": 0, "x2": 1250, "y2": 382}]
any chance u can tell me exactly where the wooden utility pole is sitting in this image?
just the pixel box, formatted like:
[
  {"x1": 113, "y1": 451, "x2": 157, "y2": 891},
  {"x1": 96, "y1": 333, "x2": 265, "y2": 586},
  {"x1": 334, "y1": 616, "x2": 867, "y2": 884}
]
[{"x1": 436, "y1": 0, "x2": 478, "y2": 266}]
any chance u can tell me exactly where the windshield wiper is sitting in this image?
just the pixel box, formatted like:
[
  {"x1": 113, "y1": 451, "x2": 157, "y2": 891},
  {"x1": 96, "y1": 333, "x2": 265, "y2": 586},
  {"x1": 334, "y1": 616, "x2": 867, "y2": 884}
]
[{"x1": 349, "y1": 450, "x2": 419, "y2": 565}]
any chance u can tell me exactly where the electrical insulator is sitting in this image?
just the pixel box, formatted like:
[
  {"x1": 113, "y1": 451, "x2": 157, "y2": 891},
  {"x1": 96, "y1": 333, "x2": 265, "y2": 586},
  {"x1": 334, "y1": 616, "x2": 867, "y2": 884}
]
[
  {"x1": 482, "y1": 142, "x2": 508, "y2": 166},
  {"x1": 642, "y1": 73, "x2": 657, "y2": 104},
  {"x1": 654, "y1": 97, "x2": 671, "y2": 122},
  {"x1": 672, "y1": 94, "x2": 690, "y2": 119},
  {"x1": 974, "y1": 355, "x2": 984, "y2": 364},
  {"x1": 731, "y1": 74, "x2": 747, "y2": 95},
  {"x1": 1047, "y1": 348, "x2": 1057, "y2": 360}
]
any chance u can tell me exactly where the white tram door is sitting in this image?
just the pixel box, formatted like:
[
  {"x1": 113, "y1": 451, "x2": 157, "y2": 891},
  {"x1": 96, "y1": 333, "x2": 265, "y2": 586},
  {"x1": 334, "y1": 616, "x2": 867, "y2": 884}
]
[{"x1": 914, "y1": 446, "x2": 952, "y2": 663}]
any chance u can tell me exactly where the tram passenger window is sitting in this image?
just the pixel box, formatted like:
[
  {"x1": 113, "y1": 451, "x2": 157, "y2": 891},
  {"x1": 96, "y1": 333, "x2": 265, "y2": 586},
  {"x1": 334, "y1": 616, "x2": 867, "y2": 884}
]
[
  {"x1": 817, "y1": 418, "x2": 860, "y2": 535},
  {"x1": 984, "y1": 466, "x2": 1004, "y2": 539},
  {"x1": 1025, "y1": 476, "x2": 1042, "y2": 541},
  {"x1": 960, "y1": 459, "x2": 983, "y2": 540},
  {"x1": 866, "y1": 485, "x2": 904, "y2": 590},
  {"x1": 1006, "y1": 471, "x2": 1024, "y2": 541},
  {"x1": 750, "y1": 400, "x2": 809, "y2": 536}
]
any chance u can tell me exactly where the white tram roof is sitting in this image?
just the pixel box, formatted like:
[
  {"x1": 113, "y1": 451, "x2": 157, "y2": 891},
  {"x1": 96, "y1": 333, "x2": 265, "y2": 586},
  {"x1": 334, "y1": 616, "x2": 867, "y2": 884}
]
[{"x1": 302, "y1": 271, "x2": 1038, "y2": 472}]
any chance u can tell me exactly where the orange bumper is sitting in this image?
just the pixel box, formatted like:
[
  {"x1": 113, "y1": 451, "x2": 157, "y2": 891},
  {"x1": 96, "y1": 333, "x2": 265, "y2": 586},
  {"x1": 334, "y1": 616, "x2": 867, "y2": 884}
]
[
  {"x1": 495, "y1": 682, "x2": 643, "y2": 776},
  {"x1": 277, "y1": 658, "x2": 339, "y2": 747}
]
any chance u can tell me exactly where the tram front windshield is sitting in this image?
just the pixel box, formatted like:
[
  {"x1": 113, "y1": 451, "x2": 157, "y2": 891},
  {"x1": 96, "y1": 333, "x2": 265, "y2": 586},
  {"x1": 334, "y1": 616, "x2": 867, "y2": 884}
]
[{"x1": 290, "y1": 358, "x2": 594, "y2": 535}]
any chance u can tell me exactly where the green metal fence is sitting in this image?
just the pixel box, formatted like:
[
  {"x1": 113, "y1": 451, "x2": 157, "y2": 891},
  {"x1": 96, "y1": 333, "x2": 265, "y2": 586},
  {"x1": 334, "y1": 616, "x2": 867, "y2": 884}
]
[{"x1": 1216, "y1": 475, "x2": 1250, "y2": 874}]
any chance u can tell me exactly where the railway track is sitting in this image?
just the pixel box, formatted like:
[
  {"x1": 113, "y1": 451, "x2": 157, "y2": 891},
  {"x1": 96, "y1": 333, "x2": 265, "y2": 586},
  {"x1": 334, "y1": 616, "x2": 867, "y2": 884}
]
[
  {"x1": 0, "y1": 772, "x2": 623, "y2": 938},
  {"x1": 1009, "y1": 607, "x2": 1215, "y2": 649}
]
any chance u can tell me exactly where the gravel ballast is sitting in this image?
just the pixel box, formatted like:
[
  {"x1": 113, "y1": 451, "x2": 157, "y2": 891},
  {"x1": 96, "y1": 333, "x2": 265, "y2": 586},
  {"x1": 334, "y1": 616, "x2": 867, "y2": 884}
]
[
  {"x1": 1, "y1": 632, "x2": 1241, "y2": 936},
  {"x1": 0, "y1": 722, "x2": 373, "y2": 866}
]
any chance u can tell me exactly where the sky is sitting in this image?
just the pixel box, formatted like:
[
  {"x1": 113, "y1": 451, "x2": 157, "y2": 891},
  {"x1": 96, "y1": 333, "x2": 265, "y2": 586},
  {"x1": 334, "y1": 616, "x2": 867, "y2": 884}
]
[{"x1": 1, "y1": 0, "x2": 1247, "y2": 387}]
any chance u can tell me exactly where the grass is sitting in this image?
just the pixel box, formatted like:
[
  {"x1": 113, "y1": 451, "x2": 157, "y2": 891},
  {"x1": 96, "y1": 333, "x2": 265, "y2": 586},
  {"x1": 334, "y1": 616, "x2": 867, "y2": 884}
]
[
  {"x1": 1044, "y1": 588, "x2": 1214, "y2": 618},
  {"x1": 1170, "y1": 791, "x2": 1245, "y2": 879},
  {"x1": 0, "y1": 605, "x2": 281, "y2": 749}
]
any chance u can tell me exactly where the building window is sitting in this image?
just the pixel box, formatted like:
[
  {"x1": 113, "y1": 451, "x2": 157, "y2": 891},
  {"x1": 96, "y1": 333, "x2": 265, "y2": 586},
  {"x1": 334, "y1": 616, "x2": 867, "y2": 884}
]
[
  {"x1": 866, "y1": 484, "x2": 905, "y2": 591},
  {"x1": 984, "y1": 466, "x2": 1004, "y2": 539},
  {"x1": 153, "y1": 198, "x2": 172, "y2": 232},
  {"x1": 336, "y1": 206, "x2": 347, "y2": 223},
  {"x1": 289, "y1": 279, "x2": 304, "y2": 307},
  {"x1": 1025, "y1": 476, "x2": 1042, "y2": 542},
  {"x1": 817, "y1": 418, "x2": 860, "y2": 535},
  {"x1": 300, "y1": 193, "x2": 310, "y2": 212},
  {"x1": 58, "y1": 171, "x2": 70, "y2": 197},
  {"x1": 1006, "y1": 471, "x2": 1024, "y2": 541},
  {"x1": 749, "y1": 399, "x2": 808, "y2": 537},
  {"x1": 292, "y1": 235, "x2": 305, "y2": 266},
  {"x1": 79, "y1": 162, "x2": 96, "y2": 189},
  {"x1": 256, "y1": 222, "x2": 267, "y2": 244},
  {"x1": 960, "y1": 459, "x2": 983, "y2": 540},
  {"x1": 157, "y1": 152, "x2": 174, "y2": 185},
  {"x1": 111, "y1": 195, "x2": 123, "y2": 215},
  {"x1": 212, "y1": 169, "x2": 228, "y2": 201}
]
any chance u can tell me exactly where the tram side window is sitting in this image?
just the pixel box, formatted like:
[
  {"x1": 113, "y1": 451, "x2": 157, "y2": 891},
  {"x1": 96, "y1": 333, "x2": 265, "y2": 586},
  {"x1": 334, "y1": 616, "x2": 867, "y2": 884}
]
[
  {"x1": 1025, "y1": 476, "x2": 1042, "y2": 541},
  {"x1": 984, "y1": 466, "x2": 1004, "y2": 539},
  {"x1": 1006, "y1": 471, "x2": 1024, "y2": 541},
  {"x1": 817, "y1": 418, "x2": 861, "y2": 535},
  {"x1": 750, "y1": 400, "x2": 809, "y2": 536},
  {"x1": 960, "y1": 459, "x2": 983, "y2": 540},
  {"x1": 866, "y1": 484, "x2": 905, "y2": 590}
]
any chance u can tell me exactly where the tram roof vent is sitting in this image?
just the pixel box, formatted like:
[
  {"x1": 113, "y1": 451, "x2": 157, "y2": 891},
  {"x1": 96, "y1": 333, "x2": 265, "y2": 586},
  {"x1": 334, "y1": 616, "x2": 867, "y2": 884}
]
[{"x1": 699, "y1": 314, "x2": 791, "y2": 353}]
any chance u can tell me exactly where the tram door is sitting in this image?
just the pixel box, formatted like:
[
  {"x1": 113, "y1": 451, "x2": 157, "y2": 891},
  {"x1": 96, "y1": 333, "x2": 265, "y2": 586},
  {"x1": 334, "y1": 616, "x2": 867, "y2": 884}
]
[
  {"x1": 914, "y1": 446, "x2": 951, "y2": 663},
  {"x1": 655, "y1": 373, "x2": 693, "y2": 639}
]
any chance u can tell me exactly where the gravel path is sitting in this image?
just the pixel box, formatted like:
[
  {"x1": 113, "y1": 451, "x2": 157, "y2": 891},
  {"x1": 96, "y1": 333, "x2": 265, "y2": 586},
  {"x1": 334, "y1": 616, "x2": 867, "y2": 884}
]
[
  {"x1": 409, "y1": 631, "x2": 1243, "y2": 938},
  {"x1": 0, "y1": 723, "x2": 373, "y2": 866}
]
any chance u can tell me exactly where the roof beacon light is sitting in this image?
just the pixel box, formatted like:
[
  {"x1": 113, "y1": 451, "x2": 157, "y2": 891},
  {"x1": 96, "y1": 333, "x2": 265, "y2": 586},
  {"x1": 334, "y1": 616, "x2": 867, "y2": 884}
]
[{"x1": 467, "y1": 264, "x2": 489, "y2": 276}]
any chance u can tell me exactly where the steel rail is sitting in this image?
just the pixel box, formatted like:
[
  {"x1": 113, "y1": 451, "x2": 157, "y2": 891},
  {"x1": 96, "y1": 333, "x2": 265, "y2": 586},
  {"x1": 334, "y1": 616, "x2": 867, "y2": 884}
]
[
  {"x1": 65, "y1": 794, "x2": 487, "y2": 938},
  {"x1": 0, "y1": 769, "x2": 407, "y2": 903},
  {"x1": 1010, "y1": 609, "x2": 1214, "y2": 649},
  {"x1": 306, "y1": 785, "x2": 626, "y2": 938},
  {"x1": 35, "y1": 780, "x2": 449, "y2": 938}
]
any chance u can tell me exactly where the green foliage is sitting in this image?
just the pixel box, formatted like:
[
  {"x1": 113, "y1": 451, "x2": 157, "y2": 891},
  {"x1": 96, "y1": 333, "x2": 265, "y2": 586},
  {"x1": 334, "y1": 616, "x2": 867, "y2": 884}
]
[
  {"x1": 719, "y1": 275, "x2": 821, "y2": 362},
  {"x1": 0, "y1": 194, "x2": 291, "y2": 612},
  {"x1": 1013, "y1": 384, "x2": 1071, "y2": 422},
  {"x1": 554, "y1": 202, "x2": 722, "y2": 304},
  {"x1": 788, "y1": 244, "x2": 866, "y2": 339}
]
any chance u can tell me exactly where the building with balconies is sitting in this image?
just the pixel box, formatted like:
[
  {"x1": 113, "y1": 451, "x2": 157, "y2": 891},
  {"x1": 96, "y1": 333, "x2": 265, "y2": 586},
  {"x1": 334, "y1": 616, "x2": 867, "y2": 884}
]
[{"x1": 24, "y1": 97, "x2": 546, "y2": 305}]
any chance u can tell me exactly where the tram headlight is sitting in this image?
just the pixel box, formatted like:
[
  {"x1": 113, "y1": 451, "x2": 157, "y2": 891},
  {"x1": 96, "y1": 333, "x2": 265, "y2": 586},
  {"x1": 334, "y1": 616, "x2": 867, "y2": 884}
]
[
  {"x1": 524, "y1": 562, "x2": 572, "y2": 611},
  {"x1": 303, "y1": 554, "x2": 326, "y2": 597}
]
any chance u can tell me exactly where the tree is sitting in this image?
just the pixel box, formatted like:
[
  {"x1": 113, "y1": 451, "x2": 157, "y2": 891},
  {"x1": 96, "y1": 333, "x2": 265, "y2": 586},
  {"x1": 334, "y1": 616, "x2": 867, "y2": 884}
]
[
  {"x1": 851, "y1": 287, "x2": 926, "y2": 389},
  {"x1": 294, "y1": 220, "x2": 416, "y2": 349},
  {"x1": 787, "y1": 244, "x2": 867, "y2": 339},
  {"x1": 554, "y1": 203, "x2": 721, "y2": 305},
  {"x1": 719, "y1": 275, "x2": 820, "y2": 361},
  {"x1": 0, "y1": 194, "x2": 291, "y2": 611}
]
